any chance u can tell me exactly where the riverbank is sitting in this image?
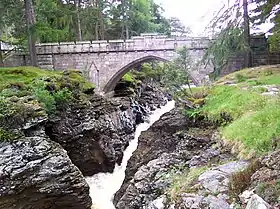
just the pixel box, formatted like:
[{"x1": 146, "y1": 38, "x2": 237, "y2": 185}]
[
  {"x1": 0, "y1": 66, "x2": 169, "y2": 209},
  {"x1": 114, "y1": 65, "x2": 280, "y2": 209}
]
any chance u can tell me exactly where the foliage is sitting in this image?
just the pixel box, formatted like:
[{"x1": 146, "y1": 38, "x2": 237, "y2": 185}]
[
  {"x1": 0, "y1": 66, "x2": 94, "y2": 114},
  {"x1": 167, "y1": 166, "x2": 207, "y2": 201},
  {"x1": 122, "y1": 72, "x2": 136, "y2": 83},
  {"x1": 0, "y1": 128, "x2": 20, "y2": 141},
  {"x1": 203, "y1": 28, "x2": 248, "y2": 79},
  {"x1": 32, "y1": 81, "x2": 56, "y2": 114},
  {"x1": 229, "y1": 160, "x2": 261, "y2": 200},
  {"x1": 1, "y1": 0, "x2": 173, "y2": 45},
  {"x1": 252, "y1": 0, "x2": 280, "y2": 51},
  {"x1": 198, "y1": 66, "x2": 280, "y2": 157}
]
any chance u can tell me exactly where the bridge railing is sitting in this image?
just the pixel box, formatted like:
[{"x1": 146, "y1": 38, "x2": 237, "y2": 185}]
[{"x1": 35, "y1": 35, "x2": 212, "y2": 55}]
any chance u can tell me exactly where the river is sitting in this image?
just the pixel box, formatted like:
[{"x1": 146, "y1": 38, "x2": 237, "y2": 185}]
[{"x1": 85, "y1": 100, "x2": 175, "y2": 209}]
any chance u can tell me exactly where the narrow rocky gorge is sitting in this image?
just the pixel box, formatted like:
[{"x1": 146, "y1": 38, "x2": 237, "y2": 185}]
[
  {"x1": 0, "y1": 72, "x2": 169, "y2": 209},
  {"x1": 114, "y1": 104, "x2": 280, "y2": 209}
]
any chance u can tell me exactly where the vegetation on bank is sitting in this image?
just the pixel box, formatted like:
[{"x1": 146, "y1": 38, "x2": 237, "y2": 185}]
[
  {"x1": 0, "y1": 66, "x2": 95, "y2": 141},
  {"x1": 167, "y1": 166, "x2": 208, "y2": 202},
  {"x1": 118, "y1": 47, "x2": 193, "y2": 95},
  {"x1": 181, "y1": 65, "x2": 280, "y2": 158}
]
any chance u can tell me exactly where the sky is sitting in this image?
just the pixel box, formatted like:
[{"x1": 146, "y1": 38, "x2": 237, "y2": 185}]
[{"x1": 154, "y1": 0, "x2": 274, "y2": 36}]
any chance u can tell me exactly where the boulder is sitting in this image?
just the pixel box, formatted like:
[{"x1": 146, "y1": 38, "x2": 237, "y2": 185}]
[
  {"x1": 198, "y1": 161, "x2": 249, "y2": 194},
  {"x1": 245, "y1": 194, "x2": 271, "y2": 209},
  {"x1": 0, "y1": 135, "x2": 91, "y2": 209},
  {"x1": 178, "y1": 193, "x2": 230, "y2": 209}
]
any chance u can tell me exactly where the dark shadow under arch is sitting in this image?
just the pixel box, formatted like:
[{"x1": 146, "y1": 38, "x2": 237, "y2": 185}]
[{"x1": 103, "y1": 55, "x2": 168, "y2": 93}]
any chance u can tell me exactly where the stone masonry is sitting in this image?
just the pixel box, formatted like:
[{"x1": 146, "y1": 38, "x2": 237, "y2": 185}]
[
  {"x1": 4, "y1": 34, "x2": 213, "y2": 92},
  {"x1": 4, "y1": 34, "x2": 278, "y2": 93}
]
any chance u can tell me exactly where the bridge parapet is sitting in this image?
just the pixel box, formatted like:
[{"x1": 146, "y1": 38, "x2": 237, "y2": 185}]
[{"x1": 35, "y1": 35, "x2": 212, "y2": 55}]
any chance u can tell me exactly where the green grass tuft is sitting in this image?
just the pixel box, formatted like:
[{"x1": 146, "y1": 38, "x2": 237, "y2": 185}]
[
  {"x1": 198, "y1": 66, "x2": 280, "y2": 157},
  {"x1": 167, "y1": 166, "x2": 208, "y2": 201}
]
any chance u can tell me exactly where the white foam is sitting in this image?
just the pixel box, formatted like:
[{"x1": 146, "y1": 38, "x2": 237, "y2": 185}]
[{"x1": 85, "y1": 100, "x2": 175, "y2": 209}]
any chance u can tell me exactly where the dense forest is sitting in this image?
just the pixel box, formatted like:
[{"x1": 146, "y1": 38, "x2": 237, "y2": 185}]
[
  {"x1": 0, "y1": 0, "x2": 279, "y2": 68},
  {"x1": 0, "y1": 0, "x2": 189, "y2": 43}
]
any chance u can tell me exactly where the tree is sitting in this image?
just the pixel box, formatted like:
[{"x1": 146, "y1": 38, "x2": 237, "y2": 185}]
[
  {"x1": 243, "y1": 0, "x2": 251, "y2": 67},
  {"x1": 1, "y1": 0, "x2": 172, "y2": 46},
  {"x1": 252, "y1": 0, "x2": 280, "y2": 51},
  {"x1": 169, "y1": 17, "x2": 191, "y2": 36},
  {"x1": 25, "y1": 0, "x2": 38, "y2": 66},
  {"x1": 203, "y1": 0, "x2": 253, "y2": 78}
]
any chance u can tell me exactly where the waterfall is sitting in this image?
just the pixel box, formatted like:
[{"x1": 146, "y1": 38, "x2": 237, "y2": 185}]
[{"x1": 85, "y1": 100, "x2": 175, "y2": 209}]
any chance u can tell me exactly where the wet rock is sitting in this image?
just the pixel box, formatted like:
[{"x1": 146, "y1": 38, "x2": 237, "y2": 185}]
[
  {"x1": 45, "y1": 80, "x2": 169, "y2": 176},
  {"x1": 116, "y1": 153, "x2": 183, "y2": 209},
  {"x1": 0, "y1": 135, "x2": 91, "y2": 209},
  {"x1": 114, "y1": 108, "x2": 219, "y2": 208}
]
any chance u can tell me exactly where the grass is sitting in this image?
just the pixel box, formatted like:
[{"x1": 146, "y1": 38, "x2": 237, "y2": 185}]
[
  {"x1": 0, "y1": 67, "x2": 60, "y2": 91},
  {"x1": 216, "y1": 65, "x2": 280, "y2": 86},
  {"x1": 167, "y1": 166, "x2": 207, "y2": 201},
  {"x1": 182, "y1": 65, "x2": 280, "y2": 158},
  {"x1": 0, "y1": 67, "x2": 96, "y2": 133},
  {"x1": 0, "y1": 67, "x2": 95, "y2": 94}
]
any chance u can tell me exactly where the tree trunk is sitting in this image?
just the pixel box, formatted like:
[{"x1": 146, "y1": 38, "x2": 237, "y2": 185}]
[
  {"x1": 95, "y1": 0, "x2": 99, "y2": 40},
  {"x1": 25, "y1": 0, "x2": 38, "y2": 67},
  {"x1": 243, "y1": 0, "x2": 252, "y2": 67},
  {"x1": 98, "y1": 0, "x2": 105, "y2": 40},
  {"x1": 74, "y1": 0, "x2": 82, "y2": 41},
  {"x1": 0, "y1": 26, "x2": 4, "y2": 67},
  {"x1": 0, "y1": 42, "x2": 4, "y2": 67}
]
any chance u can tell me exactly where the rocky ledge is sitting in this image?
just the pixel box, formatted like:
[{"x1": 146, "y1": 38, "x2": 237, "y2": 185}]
[
  {"x1": 0, "y1": 71, "x2": 169, "y2": 209},
  {"x1": 45, "y1": 81, "x2": 169, "y2": 176},
  {"x1": 114, "y1": 107, "x2": 279, "y2": 209}
]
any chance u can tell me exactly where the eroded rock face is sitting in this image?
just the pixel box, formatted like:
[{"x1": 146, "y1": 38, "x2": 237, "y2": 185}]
[
  {"x1": 46, "y1": 95, "x2": 136, "y2": 176},
  {"x1": 46, "y1": 82, "x2": 168, "y2": 176},
  {"x1": 113, "y1": 106, "x2": 252, "y2": 209},
  {"x1": 0, "y1": 133, "x2": 91, "y2": 209},
  {"x1": 250, "y1": 150, "x2": 280, "y2": 206},
  {"x1": 114, "y1": 108, "x2": 224, "y2": 208}
]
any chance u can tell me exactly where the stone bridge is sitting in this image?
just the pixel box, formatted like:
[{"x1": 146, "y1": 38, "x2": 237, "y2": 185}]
[{"x1": 5, "y1": 34, "x2": 214, "y2": 92}]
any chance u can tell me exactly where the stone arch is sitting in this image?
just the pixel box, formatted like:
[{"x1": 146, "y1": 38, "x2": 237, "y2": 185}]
[{"x1": 103, "y1": 55, "x2": 168, "y2": 93}]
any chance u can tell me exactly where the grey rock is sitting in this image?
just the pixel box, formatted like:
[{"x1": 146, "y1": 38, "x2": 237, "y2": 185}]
[
  {"x1": 198, "y1": 161, "x2": 249, "y2": 194},
  {"x1": 245, "y1": 194, "x2": 271, "y2": 209},
  {"x1": 0, "y1": 136, "x2": 91, "y2": 209},
  {"x1": 146, "y1": 196, "x2": 166, "y2": 209},
  {"x1": 46, "y1": 81, "x2": 168, "y2": 176},
  {"x1": 179, "y1": 193, "x2": 230, "y2": 209},
  {"x1": 116, "y1": 153, "x2": 183, "y2": 209}
]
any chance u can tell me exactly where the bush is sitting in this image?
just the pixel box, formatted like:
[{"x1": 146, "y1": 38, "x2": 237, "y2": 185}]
[
  {"x1": 53, "y1": 88, "x2": 73, "y2": 108},
  {"x1": 0, "y1": 128, "x2": 20, "y2": 141},
  {"x1": 234, "y1": 73, "x2": 247, "y2": 82},
  {"x1": 33, "y1": 82, "x2": 56, "y2": 114},
  {"x1": 229, "y1": 160, "x2": 261, "y2": 200}
]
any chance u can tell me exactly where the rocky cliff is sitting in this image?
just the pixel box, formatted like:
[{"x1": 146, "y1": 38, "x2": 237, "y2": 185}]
[
  {"x1": 114, "y1": 106, "x2": 280, "y2": 209},
  {"x1": 0, "y1": 67, "x2": 169, "y2": 209}
]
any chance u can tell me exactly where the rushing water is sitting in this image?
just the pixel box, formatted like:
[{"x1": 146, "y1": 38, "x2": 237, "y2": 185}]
[{"x1": 85, "y1": 100, "x2": 175, "y2": 209}]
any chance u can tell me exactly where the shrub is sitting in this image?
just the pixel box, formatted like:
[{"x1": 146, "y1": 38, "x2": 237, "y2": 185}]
[
  {"x1": 33, "y1": 84, "x2": 56, "y2": 114},
  {"x1": 0, "y1": 128, "x2": 20, "y2": 141},
  {"x1": 234, "y1": 73, "x2": 247, "y2": 82},
  {"x1": 229, "y1": 160, "x2": 261, "y2": 200},
  {"x1": 53, "y1": 88, "x2": 73, "y2": 108},
  {"x1": 167, "y1": 166, "x2": 207, "y2": 201}
]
